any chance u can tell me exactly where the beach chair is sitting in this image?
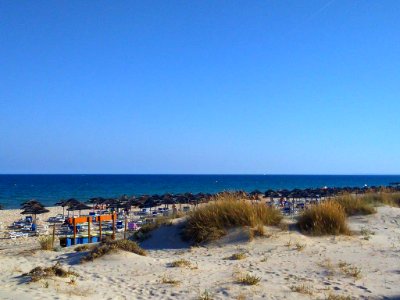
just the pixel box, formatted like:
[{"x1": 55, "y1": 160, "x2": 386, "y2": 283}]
[
  {"x1": 282, "y1": 206, "x2": 291, "y2": 215},
  {"x1": 128, "y1": 222, "x2": 141, "y2": 231},
  {"x1": 9, "y1": 231, "x2": 29, "y2": 239},
  {"x1": 13, "y1": 220, "x2": 26, "y2": 229},
  {"x1": 116, "y1": 220, "x2": 124, "y2": 232}
]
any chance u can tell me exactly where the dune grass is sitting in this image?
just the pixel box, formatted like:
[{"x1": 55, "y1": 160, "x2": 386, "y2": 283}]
[
  {"x1": 161, "y1": 275, "x2": 180, "y2": 285},
  {"x1": 235, "y1": 273, "x2": 261, "y2": 285},
  {"x1": 74, "y1": 244, "x2": 94, "y2": 252},
  {"x1": 290, "y1": 284, "x2": 313, "y2": 295},
  {"x1": 198, "y1": 290, "x2": 213, "y2": 300},
  {"x1": 81, "y1": 239, "x2": 146, "y2": 263},
  {"x1": 327, "y1": 294, "x2": 352, "y2": 300},
  {"x1": 38, "y1": 236, "x2": 56, "y2": 251},
  {"x1": 225, "y1": 252, "x2": 247, "y2": 260},
  {"x1": 338, "y1": 261, "x2": 362, "y2": 279},
  {"x1": 334, "y1": 194, "x2": 376, "y2": 216},
  {"x1": 169, "y1": 259, "x2": 191, "y2": 268},
  {"x1": 375, "y1": 192, "x2": 400, "y2": 207},
  {"x1": 298, "y1": 201, "x2": 350, "y2": 236},
  {"x1": 182, "y1": 193, "x2": 282, "y2": 244},
  {"x1": 249, "y1": 223, "x2": 266, "y2": 241},
  {"x1": 23, "y1": 262, "x2": 78, "y2": 282},
  {"x1": 353, "y1": 192, "x2": 400, "y2": 207}
]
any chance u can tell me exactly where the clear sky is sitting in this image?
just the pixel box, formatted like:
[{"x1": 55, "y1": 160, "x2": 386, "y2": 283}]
[{"x1": 1, "y1": 1, "x2": 399, "y2": 174}]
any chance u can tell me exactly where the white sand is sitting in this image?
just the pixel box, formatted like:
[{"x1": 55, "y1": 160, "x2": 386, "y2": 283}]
[{"x1": 1, "y1": 206, "x2": 400, "y2": 299}]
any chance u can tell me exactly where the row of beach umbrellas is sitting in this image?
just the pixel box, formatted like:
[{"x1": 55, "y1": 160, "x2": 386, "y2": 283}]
[{"x1": 16, "y1": 185, "x2": 400, "y2": 219}]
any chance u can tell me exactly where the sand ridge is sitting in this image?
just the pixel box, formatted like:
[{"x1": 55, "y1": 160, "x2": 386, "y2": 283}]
[{"x1": 0, "y1": 206, "x2": 399, "y2": 299}]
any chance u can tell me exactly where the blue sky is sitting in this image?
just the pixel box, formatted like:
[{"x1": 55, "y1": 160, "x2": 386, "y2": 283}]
[{"x1": 0, "y1": 1, "x2": 399, "y2": 174}]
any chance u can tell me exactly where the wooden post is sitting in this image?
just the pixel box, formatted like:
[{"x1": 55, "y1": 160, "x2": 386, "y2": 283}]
[
  {"x1": 88, "y1": 217, "x2": 91, "y2": 243},
  {"x1": 73, "y1": 219, "x2": 77, "y2": 245},
  {"x1": 112, "y1": 213, "x2": 116, "y2": 240},
  {"x1": 52, "y1": 224, "x2": 56, "y2": 248},
  {"x1": 124, "y1": 216, "x2": 127, "y2": 240},
  {"x1": 99, "y1": 219, "x2": 102, "y2": 241}
]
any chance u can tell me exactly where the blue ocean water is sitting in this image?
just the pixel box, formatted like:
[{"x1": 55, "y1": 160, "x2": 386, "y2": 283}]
[{"x1": 0, "y1": 175, "x2": 400, "y2": 209}]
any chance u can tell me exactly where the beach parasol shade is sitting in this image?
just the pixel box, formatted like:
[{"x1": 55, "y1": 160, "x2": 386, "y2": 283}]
[
  {"x1": 108, "y1": 200, "x2": 126, "y2": 211},
  {"x1": 87, "y1": 197, "x2": 106, "y2": 204},
  {"x1": 62, "y1": 198, "x2": 81, "y2": 207},
  {"x1": 67, "y1": 202, "x2": 91, "y2": 211},
  {"x1": 21, "y1": 199, "x2": 43, "y2": 209},
  {"x1": 139, "y1": 198, "x2": 158, "y2": 210},
  {"x1": 162, "y1": 197, "x2": 176, "y2": 205},
  {"x1": 67, "y1": 202, "x2": 92, "y2": 216},
  {"x1": 21, "y1": 203, "x2": 50, "y2": 222}
]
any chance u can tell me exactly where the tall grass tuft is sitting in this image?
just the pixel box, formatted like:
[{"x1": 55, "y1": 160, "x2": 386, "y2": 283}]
[
  {"x1": 357, "y1": 192, "x2": 400, "y2": 207},
  {"x1": 182, "y1": 193, "x2": 282, "y2": 244},
  {"x1": 334, "y1": 194, "x2": 376, "y2": 216},
  {"x1": 81, "y1": 239, "x2": 146, "y2": 262},
  {"x1": 22, "y1": 262, "x2": 78, "y2": 282},
  {"x1": 377, "y1": 192, "x2": 400, "y2": 207},
  {"x1": 298, "y1": 201, "x2": 350, "y2": 236},
  {"x1": 38, "y1": 236, "x2": 55, "y2": 250}
]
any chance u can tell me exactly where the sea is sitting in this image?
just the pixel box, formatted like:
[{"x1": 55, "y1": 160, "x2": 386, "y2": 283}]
[{"x1": 1, "y1": 175, "x2": 400, "y2": 209}]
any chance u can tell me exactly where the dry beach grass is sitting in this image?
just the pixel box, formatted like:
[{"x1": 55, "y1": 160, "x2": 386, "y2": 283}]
[
  {"x1": 298, "y1": 201, "x2": 350, "y2": 235},
  {"x1": 81, "y1": 239, "x2": 146, "y2": 262},
  {"x1": 182, "y1": 193, "x2": 282, "y2": 244}
]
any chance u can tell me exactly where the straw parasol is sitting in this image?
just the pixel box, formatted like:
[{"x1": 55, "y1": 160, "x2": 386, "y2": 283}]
[
  {"x1": 55, "y1": 198, "x2": 81, "y2": 217},
  {"x1": 21, "y1": 202, "x2": 49, "y2": 223},
  {"x1": 67, "y1": 202, "x2": 92, "y2": 216}
]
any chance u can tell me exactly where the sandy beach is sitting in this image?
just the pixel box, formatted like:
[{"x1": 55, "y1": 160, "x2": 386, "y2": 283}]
[{"x1": 0, "y1": 205, "x2": 399, "y2": 299}]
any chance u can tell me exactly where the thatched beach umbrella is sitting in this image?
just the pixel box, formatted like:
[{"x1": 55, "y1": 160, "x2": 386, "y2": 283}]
[
  {"x1": 106, "y1": 198, "x2": 126, "y2": 213},
  {"x1": 21, "y1": 202, "x2": 49, "y2": 223},
  {"x1": 87, "y1": 197, "x2": 106, "y2": 205},
  {"x1": 141, "y1": 199, "x2": 158, "y2": 211},
  {"x1": 56, "y1": 198, "x2": 81, "y2": 217},
  {"x1": 21, "y1": 199, "x2": 42, "y2": 210},
  {"x1": 160, "y1": 193, "x2": 174, "y2": 208},
  {"x1": 67, "y1": 202, "x2": 91, "y2": 216}
]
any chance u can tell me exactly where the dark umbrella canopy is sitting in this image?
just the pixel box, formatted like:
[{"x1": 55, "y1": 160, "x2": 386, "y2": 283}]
[
  {"x1": 21, "y1": 199, "x2": 42, "y2": 209},
  {"x1": 67, "y1": 202, "x2": 92, "y2": 216},
  {"x1": 67, "y1": 202, "x2": 92, "y2": 211},
  {"x1": 21, "y1": 202, "x2": 49, "y2": 222},
  {"x1": 21, "y1": 204, "x2": 49, "y2": 215},
  {"x1": 60, "y1": 198, "x2": 81, "y2": 208},
  {"x1": 87, "y1": 197, "x2": 107, "y2": 204}
]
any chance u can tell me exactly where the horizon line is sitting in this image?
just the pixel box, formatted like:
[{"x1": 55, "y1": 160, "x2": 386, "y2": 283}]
[{"x1": 1, "y1": 173, "x2": 400, "y2": 176}]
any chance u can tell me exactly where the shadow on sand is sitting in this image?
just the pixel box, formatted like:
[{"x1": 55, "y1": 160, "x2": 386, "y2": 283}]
[{"x1": 139, "y1": 223, "x2": 191, "y2": 251}]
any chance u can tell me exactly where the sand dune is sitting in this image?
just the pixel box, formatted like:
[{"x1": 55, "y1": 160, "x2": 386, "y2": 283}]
[{"x1": 0, "y1": 206, "x2": 400, "y2": 299}]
